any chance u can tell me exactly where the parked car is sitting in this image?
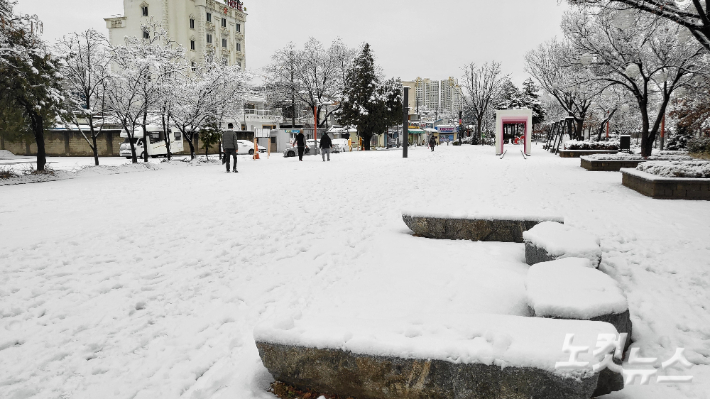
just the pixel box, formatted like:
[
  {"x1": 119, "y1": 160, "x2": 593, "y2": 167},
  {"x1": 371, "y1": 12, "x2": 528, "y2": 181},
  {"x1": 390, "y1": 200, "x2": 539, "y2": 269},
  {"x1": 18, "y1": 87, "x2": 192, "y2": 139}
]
[
  {"x1": 235, "y1": 140, "x2": 266, "y2": 155},
  {"x1": 332, "y1": 138, "x2": 349, "y2": 153},
  {"x1": 283, "y1": 145, "x2": 310, "y2": 157}
]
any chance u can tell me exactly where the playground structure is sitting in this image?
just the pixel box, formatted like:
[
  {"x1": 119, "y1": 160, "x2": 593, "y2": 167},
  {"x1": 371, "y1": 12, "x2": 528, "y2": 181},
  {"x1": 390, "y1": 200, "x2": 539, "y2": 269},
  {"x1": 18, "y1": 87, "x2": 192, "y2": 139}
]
[
  {"x1": 543, "y1": 117, "x2": 575, "y2": 154},
  {"x1": 495, "y1": 109, "x2": 532, "y2": 156}
]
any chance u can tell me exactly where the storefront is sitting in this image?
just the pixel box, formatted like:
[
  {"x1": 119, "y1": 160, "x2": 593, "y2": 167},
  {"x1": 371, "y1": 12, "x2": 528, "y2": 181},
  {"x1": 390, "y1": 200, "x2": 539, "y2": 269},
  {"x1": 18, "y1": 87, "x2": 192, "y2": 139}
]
[
  {"x1": 408, "y1": 127, "x2": 425, "y2": 145},
  {"x1": 434, "y1": 125, "x2": 457, "y2": 144}
]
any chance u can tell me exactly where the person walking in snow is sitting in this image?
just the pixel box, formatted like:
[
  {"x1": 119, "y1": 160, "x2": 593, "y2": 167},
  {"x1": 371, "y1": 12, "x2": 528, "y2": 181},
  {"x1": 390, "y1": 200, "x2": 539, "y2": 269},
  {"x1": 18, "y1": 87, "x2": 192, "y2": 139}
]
[
  {"x1": 319, "y1": 133, "x2": 333, "y2": 162},
  {"x1": 429, "y1": 135, "x2": 437, "y2": 152},
  {"x1": 222, "y1": 130, "x2": 238, "y2": 173},
  {"x1": 294, "y1": 131, "x2": 306, "y2": 161}
]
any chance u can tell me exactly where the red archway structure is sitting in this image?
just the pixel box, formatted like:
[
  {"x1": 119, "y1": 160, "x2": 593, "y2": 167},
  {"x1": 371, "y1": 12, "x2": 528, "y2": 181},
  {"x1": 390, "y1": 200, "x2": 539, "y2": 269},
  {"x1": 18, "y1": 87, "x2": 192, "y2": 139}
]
[{"x1": 495, "y1": 109, "x2": 532, "y2": 156}]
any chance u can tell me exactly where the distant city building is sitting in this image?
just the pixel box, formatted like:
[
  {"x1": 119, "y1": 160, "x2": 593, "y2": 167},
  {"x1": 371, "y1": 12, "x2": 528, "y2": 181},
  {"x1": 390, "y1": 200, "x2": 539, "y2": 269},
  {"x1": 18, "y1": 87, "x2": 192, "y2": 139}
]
[
  {"x1": 440, "y1": 77, "x2": 464, "y2": 115},
  {"x1": 105, "y1": 0, "x2": 247, "y2": 69},
  {"x1": 402, "y1": 77, "x2": 463, "y2": 117}
]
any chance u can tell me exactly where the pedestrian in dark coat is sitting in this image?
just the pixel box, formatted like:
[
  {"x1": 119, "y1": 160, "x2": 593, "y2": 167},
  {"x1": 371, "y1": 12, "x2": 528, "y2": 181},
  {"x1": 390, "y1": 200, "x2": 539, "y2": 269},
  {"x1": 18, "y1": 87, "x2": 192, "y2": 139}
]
[
  {"x1": 294, "y1": 132, "x2": 306, "y2": 161},
  {"x1": 319, "y1": 134, "x2": 333, "y2": 162},
  {"x1": 222, "y1": 130, "x2": 238, "y2": 172},
  {"x1": 429, "y1": 135, "x2": 437, "y2": 152}
]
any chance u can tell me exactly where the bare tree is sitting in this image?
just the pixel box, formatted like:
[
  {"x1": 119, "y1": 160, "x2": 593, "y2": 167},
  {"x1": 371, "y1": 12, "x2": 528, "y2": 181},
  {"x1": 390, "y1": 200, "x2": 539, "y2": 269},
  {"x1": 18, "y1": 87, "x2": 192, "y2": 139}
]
[
  {"x1": 563, "y1": 8, "x2": 705, "y2": 155},
  {"x1": 55, "y1": 29, "x2": 111, "y2": 166},
  {"x1": 568, "y1": 0, "x2": 710, "y2": 52},
  {"x1": 264, "y1": 42, "x2": 300, "y2": 127},
  {"x1": 526, "y1": 39, "x2": 604, "y2": 140},
  {"x1": 461, "y1": 61, "x2": 508, "y2": 144}
]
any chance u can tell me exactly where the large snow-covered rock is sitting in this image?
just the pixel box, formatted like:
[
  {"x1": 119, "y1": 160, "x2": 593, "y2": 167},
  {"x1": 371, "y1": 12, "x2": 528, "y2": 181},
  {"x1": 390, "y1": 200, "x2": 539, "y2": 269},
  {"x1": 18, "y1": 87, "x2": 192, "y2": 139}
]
[
  {"x1": 255, "y1": 313, "x2": 623, "y2": 399},
  {"x1": 526, "y1": 259, "x2": 632, "y2": 350},
  {"x1": 402, "y1": 212, "x2": 564, "y2": 243},
  {"x1": 523, "y1": 222, "x2": 602, "y2": 266}
]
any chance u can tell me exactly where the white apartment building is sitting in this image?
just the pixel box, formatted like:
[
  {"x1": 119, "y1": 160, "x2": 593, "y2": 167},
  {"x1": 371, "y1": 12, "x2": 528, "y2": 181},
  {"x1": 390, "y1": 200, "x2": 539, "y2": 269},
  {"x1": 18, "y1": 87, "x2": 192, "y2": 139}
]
[
  {"x1": 404, "y1": 77, "x2": 464, "y2": 116},
  {"x1": 105, "y1": 0, "x2": 247, "y2": 69},
  {"x1": 440, "y1": 77, "x2": 464, "y2": 115}
]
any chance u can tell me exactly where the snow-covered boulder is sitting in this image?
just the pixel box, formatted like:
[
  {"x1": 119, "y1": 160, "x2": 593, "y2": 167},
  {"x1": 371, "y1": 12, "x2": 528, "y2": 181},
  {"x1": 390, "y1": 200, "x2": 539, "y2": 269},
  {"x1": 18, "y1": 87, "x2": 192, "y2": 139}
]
[
  {"x1": 255, "y1": 313, "x2": 623, "y2": 399},
  {"x1": 523, "y1": 222, "x2": 602, "y2": 267},
  {"x1": 526, "y1": 258, "x2": 631, "y2": 350},
  {"x1": 402, "y1": 212, "x2": 564, "y2": 243}
]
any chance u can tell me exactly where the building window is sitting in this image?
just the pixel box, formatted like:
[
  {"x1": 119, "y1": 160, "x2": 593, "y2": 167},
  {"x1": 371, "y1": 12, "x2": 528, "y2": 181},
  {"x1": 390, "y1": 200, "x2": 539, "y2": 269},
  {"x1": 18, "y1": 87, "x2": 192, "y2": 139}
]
[
  {"x1": 222, "y1": 38, "x2": 227, "y2": 48},
  {"x1": 191, "y1": 61, "x2": 196, "y2": 72},
  {"x1": 206, "y1": 12, "x2": 211, "y2": 22},
  {"x1": 236, "y1": 23, "x2": 241, "y2": 32},
  {"x1": 236, "y1": 42, "x2": 241, "y2": 52},
  {"x1": 190, "y1": 18, "x2": 195, "y2": 29},
  {"x1": 222, "y1": 18, "x2": 227, "y2": 28},
  {"x1": 237, "y1": 61, "x2": 242, "y2": 68},
  {"x1": 142, "y1": 30, "x2": 149, "y2": 39},
  {"x1": 141, "y1": 5, "x2": 148, "y2": 16},
  {"x1": 190, "y1": 40, "x2": 195, "y2": 50},
  {"x1": 206, "y1": 34, "x2": 212, "y2": 44}
]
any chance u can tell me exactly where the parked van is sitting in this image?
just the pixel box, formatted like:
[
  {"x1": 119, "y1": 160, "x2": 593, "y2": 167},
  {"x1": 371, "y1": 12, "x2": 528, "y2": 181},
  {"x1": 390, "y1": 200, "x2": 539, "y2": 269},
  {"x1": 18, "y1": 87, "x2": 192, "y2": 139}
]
[{"x1": 119, "y1": 125, "x2": 184, "y2": 158}]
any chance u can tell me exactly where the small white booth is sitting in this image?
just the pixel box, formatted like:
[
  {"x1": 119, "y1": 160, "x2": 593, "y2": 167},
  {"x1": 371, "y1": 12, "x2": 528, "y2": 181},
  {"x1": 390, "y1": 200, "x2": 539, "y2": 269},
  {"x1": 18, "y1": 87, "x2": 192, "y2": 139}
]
[{"x1": 495, "y1": 108, "x2": 532, "y2": 156}]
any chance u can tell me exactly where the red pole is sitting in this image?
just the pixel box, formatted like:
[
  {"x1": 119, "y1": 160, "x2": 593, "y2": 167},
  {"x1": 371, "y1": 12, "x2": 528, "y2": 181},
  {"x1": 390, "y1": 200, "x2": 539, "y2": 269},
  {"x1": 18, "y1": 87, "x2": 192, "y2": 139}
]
[
  {"x1": 314, "y1": 106, "x2": 317, "y2": 142},
  {"x1": 606, "y1": 115, "x2": 610, "y2": 139}
]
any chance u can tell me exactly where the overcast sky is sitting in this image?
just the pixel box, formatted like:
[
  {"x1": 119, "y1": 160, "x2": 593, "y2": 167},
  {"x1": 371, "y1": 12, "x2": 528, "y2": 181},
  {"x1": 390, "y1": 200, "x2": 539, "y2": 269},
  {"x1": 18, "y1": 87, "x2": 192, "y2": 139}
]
[{"x1": 17, "y1": 0, "x2": 569, "y2": 86}]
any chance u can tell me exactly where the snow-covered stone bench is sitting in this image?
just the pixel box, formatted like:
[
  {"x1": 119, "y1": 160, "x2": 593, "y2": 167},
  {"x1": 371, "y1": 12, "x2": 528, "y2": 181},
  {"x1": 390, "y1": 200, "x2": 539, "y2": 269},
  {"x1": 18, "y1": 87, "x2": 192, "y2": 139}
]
[
  {"x1": 526, "y1": 258, "x2": 632, "y2": 351},
  {"x1": 255, "y1": 313, "x2": 624, "y2": 399},
  {"x1": 402, "y1": 212, "x2": 564, "y2": 243},
  {"x1": 523, "y1": 222, "x2": 602, "y2": 267}
]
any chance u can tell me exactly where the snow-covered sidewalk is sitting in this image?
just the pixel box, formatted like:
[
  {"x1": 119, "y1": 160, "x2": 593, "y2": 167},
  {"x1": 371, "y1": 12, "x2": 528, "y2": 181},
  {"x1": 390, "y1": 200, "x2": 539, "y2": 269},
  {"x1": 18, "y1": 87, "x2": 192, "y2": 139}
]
[{"x1": 0, "y1": 145, "x2": 708, "y2": 399}]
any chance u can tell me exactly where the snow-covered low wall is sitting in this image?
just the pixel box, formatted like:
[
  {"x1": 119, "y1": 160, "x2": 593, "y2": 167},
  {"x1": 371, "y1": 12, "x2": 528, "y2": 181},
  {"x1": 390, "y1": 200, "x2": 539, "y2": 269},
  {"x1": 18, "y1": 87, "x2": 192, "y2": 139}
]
[
  {"x1": 581, "y1": 157, "x2": 646, "y2": 172},
  {"x1": 523, "y1": 222, "x2": 602, "y2": 266},
  {"x1": 559, "y1": 149, "x2": 618, "y2": 158},
  {"x1": 402, "y1": 213, "x2": 564, "y2": 243},
  {"x1": 254, "y1": 314, "x2": 623, "y2": 399},
  {"x1": 526, "y1": 258, "x2": 631, "y2": 351},
  {"x1": 621, "y1": 168, "x2": 710, "y2": 200}
]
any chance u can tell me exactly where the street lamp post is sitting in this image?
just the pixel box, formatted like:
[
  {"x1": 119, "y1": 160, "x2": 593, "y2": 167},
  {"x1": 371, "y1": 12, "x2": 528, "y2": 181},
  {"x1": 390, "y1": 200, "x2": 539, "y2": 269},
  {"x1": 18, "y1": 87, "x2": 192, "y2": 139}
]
[{"x1": 403, "y1": 87, "x2": 409, "y2": 158}]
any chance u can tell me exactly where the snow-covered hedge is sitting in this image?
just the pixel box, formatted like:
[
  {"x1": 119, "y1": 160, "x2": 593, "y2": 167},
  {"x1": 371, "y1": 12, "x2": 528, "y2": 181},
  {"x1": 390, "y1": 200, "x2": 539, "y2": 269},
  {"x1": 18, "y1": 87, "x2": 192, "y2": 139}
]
[
  {"x1": 637, "y1": 161, "x2": 710, "y2": 178},
  {"x1": 688, "y1": 137, "x2": 710, "y2": 156},
  {"x1": 564, "y1": 140, "x2": 619, "y2": 150},
  {"x1": 584, "y1": 153, "x2": 693, "y2": 161}
]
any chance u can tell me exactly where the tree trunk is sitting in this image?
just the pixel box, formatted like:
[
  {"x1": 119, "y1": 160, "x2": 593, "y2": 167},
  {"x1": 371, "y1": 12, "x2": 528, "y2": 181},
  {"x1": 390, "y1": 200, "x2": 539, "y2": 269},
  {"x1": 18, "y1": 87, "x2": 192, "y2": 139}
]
[
  {"x1": 362, "y1": 133, "x2": 372, "y2": 150},
  {"x1": 639, "y1": 106, "x2": 651, "y2": 157},
  {"x1": 162, "y1": 113, "x2": 171, "y2": 161},
  {"x1": 477, "y1": 117, "x2": 483, "y2": 146},
  {"x1": 186, "y1": 136, "x2": 195, "y2": 160},
  {"x1": 575, "y1": 119, "x2": 584, "y2": 141},
  {"x1": 30, "y1": 112, "x2": 46, "y2": 171},
  {"x1": 92, "y1": 135, "x2": 99, "y2": 166},
  {"x1": 142, "y1": 112, "x2": 149, "y2": 162}
]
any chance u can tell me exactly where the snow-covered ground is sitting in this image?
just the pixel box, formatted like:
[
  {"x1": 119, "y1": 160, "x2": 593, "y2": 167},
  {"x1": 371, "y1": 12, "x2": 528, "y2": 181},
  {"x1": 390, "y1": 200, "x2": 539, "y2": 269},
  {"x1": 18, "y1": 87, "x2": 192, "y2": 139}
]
[{"x1": 1, "y1": 144, "x2": 709, "y2": 399}]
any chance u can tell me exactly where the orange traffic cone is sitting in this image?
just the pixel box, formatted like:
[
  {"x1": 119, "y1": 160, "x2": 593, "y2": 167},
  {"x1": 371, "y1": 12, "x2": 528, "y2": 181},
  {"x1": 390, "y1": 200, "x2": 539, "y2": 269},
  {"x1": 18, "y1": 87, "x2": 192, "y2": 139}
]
[{"x1": 254, "y1": 152, "x2": 260, "y2": 160}]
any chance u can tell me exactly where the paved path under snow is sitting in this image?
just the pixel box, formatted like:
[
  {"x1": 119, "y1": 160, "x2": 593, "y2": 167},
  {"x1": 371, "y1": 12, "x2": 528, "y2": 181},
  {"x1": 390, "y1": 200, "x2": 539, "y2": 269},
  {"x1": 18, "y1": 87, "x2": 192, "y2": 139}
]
[{"x1": 0, "y1": 145, "x2": 709, "y2": 399}]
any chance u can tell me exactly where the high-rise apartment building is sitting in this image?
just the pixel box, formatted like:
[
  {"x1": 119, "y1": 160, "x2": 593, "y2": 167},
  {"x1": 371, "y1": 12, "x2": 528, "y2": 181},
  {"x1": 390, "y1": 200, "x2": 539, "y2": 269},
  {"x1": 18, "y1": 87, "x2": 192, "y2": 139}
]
[
  {"x1": 440, "y1": 77, "x2": 464, "y2": 114},
  {"x1": 105, "y1": 0, "x2": 247, "y2": 69},
  {"x1": 404, "y1": 77, "x2": 463, "y2": 116}
]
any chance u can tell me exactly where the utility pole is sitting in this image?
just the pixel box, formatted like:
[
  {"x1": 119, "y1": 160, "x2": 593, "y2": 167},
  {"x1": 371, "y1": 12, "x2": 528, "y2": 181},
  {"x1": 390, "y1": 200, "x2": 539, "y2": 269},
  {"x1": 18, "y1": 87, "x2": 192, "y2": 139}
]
[
  {"x1": 403, "y1": 87, "x2": 409, "y2": 158},
  {"x1": 660, "y1": 114, "x2": 666, "y2": 150}
]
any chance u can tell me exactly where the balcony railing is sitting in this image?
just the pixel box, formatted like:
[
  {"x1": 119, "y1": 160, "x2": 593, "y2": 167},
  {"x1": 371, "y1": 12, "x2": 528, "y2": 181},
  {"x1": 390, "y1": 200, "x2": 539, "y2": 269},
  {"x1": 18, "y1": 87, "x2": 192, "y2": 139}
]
[{"x1": 243, "y1": 109, "x2": 282, "y2": 122}]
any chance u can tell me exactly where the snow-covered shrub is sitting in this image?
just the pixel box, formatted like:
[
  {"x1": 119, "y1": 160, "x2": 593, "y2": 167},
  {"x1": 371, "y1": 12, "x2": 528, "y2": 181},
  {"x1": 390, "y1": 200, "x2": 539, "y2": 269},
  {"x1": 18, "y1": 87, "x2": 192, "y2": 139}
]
[
  {"x1": 637, "y1": 161, "x2": 710, "y2": 178},
  {"x1": 688, "y1": 137, "x2": 710, "y2": 158},
  {"x1": 564, "y1": 140, "x2": 619, "y2": 150},
  {"x1": 0, "y1": 167, "x2": 19, "y2": 179},
  {"x1": 584, "y1": 153, "x2": 692, "y2": 161},
  {"x1": 666, "y1": 131, "x2": 692, "y2": 151}
]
